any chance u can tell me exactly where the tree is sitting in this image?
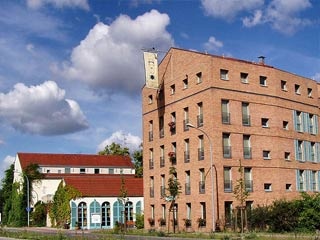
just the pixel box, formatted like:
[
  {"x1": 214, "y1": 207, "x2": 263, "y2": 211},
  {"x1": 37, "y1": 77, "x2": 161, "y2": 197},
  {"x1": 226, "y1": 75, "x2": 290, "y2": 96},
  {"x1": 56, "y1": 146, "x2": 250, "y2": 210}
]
[
  {"x1": 133, "y1": 146, "x2": 143, "y2": 178},
  {"x1": 118, "y1": 175, "x2": 129, "y2": 232},
  {"x1": 233, "y1": 159, "x2": 249, "y2": 233},
  {"x1": 49, "y1": 181, "x2": 81, "y2": 228},
  {"x1": 98, "y1": 142, "x2": 130, "y2": 156},
  {"x1": 0, "y1": 164, "x2": 14, "y2": 225}
]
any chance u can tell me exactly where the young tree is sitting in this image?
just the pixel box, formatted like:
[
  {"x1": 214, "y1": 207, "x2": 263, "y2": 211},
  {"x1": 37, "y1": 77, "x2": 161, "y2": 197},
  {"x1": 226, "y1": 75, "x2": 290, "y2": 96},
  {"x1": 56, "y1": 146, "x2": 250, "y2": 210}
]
[
  {"x1": 233, "y1": 159, "x2": 249, "y2": 233},
  {"x1": 0, "y1": 164, "x2": 14, "y2": 225},
  {"x1": 118, "y1": 175, "x2": 129, "y2": 232}
]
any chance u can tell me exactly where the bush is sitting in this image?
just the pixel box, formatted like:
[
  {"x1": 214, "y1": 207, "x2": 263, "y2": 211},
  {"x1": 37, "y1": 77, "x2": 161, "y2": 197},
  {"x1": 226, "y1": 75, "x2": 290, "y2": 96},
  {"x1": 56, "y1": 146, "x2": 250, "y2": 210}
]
[{"x1": 135, "y1": 213, "x2": 144, "y2": 229}]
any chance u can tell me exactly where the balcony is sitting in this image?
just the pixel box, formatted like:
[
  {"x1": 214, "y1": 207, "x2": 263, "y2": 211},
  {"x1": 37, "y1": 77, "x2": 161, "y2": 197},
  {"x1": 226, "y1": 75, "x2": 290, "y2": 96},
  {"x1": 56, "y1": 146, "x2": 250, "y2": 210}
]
[
  {"x1": 150, "y1": 187, "x2": 154, "y2": 197},
  {"x1": 198, "y1": 148, "x2": 204, "y2": 161},
  {"x1": 222, "y1": 112, "x2": 230, "y2": 124},
  {"x1": 242, "y1": 115, "x2": 251, "y2": 126},
  {"x1": 224, "y1": 180, "x2": 232, "y2": 192},
  {"x1": 185, "y1": 183, "x2": 191, "y2": 195},
  {"x1": 149, "y1": 159, "x2": 154, "y2": 169},
  {"x1": 148, "y1": 131, "x2": 153, "y2": 141},
  {"x1": 243, "y1": 147, "x2": 252, "y2": 159},
  {"x1": 184, "y1": 151, "x2": 190, "y2": 163},
  {"x1": 199, "y1": 181, "x2": 205, "y2": 194},
  {"x1": 223, "y1": 146, "x2": 232, "y2": 158},
  {"x1": 197, "y1": 114, "x2": 203, "y2": 127},
  {"x1": 160, "y1": 157, "x2": 165, "y2": 168}
]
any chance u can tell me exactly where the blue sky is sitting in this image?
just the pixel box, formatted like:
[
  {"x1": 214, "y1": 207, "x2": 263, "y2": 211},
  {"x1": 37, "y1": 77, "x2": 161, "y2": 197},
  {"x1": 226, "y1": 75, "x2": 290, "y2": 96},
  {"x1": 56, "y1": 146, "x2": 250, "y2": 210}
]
[{"x1": 0, "y1": 0, "x2": 319, "y2": 179}]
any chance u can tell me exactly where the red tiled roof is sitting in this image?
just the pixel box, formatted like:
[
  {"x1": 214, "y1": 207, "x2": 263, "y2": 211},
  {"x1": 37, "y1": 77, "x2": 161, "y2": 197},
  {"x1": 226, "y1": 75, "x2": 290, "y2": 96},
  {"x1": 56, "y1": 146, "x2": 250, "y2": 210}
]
[
  {"x1": 62, "y1": 174, "x2": 143, "y2": 197},
  {"x1": 17, "y1": 152, "x2": 134, "y2": 169}
]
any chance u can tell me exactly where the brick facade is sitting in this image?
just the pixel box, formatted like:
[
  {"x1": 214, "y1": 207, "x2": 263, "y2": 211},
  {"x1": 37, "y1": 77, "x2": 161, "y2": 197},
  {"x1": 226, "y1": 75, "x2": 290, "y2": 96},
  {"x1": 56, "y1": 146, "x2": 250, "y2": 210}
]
[{"x1": 142, "y1": 47, "x2": 320, "y2": 232}]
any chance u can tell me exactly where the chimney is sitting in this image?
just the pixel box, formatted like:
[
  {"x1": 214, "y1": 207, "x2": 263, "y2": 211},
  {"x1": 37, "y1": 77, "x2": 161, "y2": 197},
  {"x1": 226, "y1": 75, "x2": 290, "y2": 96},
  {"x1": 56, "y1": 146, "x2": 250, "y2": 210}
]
[{"x1": 258, "y1": 56, "x2": 265, "y2": 65}]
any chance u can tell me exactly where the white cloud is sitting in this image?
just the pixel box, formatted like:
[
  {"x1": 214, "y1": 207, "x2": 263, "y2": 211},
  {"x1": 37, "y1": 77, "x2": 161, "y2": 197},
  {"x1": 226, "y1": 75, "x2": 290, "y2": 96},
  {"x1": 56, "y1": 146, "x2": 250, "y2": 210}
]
[
  {"x1": 201, "y1": 0, "x2": 263, "y2": 19},
  {"x1": 204, "y1": 36, "x2": 223, "y2": 52},
  {"x1": 0, "y1": 81, "x2": 88, "y2": 135},
  {"x1": 27, "y1": 0, "x2": 89, "y2": 10},
  {"x1": 97, "y1": 130, "x2": 142, "y2": 153},
  {"x1": 0, "y1": 155, "x2": 15, "y2": 180},
  {"x1": 242, "y1": 10, "x2": 263, "y2": 27},
  {"x1": 312, "y1": 73, "x2": 320, "y2": 81},
  {"x1": 60, "y1": 10, "x2": 174, "y2": 96}
]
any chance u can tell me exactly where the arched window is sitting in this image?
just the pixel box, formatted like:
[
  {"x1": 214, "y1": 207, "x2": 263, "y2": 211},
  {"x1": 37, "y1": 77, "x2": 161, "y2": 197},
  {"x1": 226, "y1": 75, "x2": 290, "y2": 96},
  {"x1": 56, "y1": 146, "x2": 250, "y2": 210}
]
[
  {"x1": 90, "y1": 200, "x2": 101, "y2": 229},
  {"x1": 136, "y1": 201, "x2": 142, "y2": 215},
  {"x1": 78, "y1": 202, "x2": 87, "y2": 229},
  {"x1": 125, "y1": 201, "x2": 133, "y2": 221},
  {"x1": 113, "y1": 200, "x2": 124, "y2": 224},
  {"x1": 101, "y1": 202, "x2": 111, "y2": 227}
]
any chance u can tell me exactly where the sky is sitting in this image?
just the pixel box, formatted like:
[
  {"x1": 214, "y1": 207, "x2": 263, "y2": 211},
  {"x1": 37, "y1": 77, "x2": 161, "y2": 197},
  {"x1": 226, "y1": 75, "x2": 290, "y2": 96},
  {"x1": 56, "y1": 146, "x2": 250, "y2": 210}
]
[{"x1": 0, "y1": 0, "x2": 319, "y2": 180}]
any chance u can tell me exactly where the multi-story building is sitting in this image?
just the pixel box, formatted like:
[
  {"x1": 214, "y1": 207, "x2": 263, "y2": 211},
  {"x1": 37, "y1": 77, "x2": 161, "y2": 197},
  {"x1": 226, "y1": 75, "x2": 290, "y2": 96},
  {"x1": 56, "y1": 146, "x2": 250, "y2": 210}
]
[{"x1": 142, "y1": 47, "x2": 320, "y2": 232}]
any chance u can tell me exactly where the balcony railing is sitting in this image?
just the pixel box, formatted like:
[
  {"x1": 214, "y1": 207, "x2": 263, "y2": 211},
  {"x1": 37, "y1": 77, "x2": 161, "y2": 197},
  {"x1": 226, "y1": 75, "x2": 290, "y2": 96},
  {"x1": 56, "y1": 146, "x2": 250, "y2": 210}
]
[
  {"x1": 185, "y1": 183, "x2": 191, "y2": 195},
  {"x1": 245, "y1": 180, "x2": 253, "y2": 192},
  {"x1": 150, "y1": 187, "x2": 154, "y2": 197},
  {"x1": 223, "y1": 146, "x2": 232, "y2": 158},
  {"x1": 198, "y1": 148, "x2": 204, "y2": 160},
  {"x1": 197, "y1": 114, "x2": 203, "y2": 127},
  {"x1": 148, "y1": 131, "x2": 153, "y2": 141},
  {"x1": 243, "y1": 147, "x2": 252, "y2": 159},
  {"x1": 222, "y1": 112, "x2": 230, "y2": 124},
  {"x1": 242, "y1": 115, "x2": 251, "y2": 126},
  {"x1": 149, "y1": 159, "x2": 154, "y2": 169},
  {"x1": 183, "y1": 151, "x2": 189, "y2": 163},
  {"x1": 199, "y1": 181, "x2": 205, "y2": 194},
  {"x1": 160, "y1": 157, "x2": 165, "y2": 167},
  {"x1": 224, "y1": 180, "x2": 232, "y2": 192},
  {"x1": 160, "y1": 186, "x2": 165, "y2": 197}
]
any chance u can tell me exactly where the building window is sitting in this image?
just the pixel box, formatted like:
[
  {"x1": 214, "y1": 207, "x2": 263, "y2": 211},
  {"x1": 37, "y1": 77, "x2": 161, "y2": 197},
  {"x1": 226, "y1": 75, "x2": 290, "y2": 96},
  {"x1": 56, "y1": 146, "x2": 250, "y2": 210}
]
[
  {"x1": 260, "y1": 76, "x2": 267, "y2": 86},
  {"x1": 149, "y1": 148, "x2": 154, "y2": 169},
  {"x1": 184, "y1": 139, "x2": 190, "y2": 163},
  {"x1": 243, "y1": 135, "x2": 251, "y2": 159},
  {"x1": 240, "y1": 72, "x2": 248, "y2": 83},
  {"x1": 224, "y1": 167, "x2": 232, "y2": 192},
  {"x1": 311, "y1": 171, "x2": 317, "y2": 191},
  {"x1": 283, "y1": 121, "x2": 289, "y2": 130},
  {"x1": 244, "y1": 168, "x2": 253, "y2": 192},
  {"x1": 170, "y1": 142, "x2": 177, "y2": 165},
  {"x1": 185, "y1": 171, "x2": 191, "y2": 195},
  {"x1": 308, "y1": 88, "x2": 312, "y2": 97},
  {"x1": 197, "y1": 102, "x2": 203, "y2": 127},
  {"x1": 150, "y1": 176, "x2": 154, "y2": 198},
  {"x1": 200, "y1": 202, "x2": 206, "y2": 226},
  {"x1": 169, "y1": 112, "x2": 176, "y2": 135},
  {"x1": 295, "y1": 84, "x2": 300, "y2": 94},
  {"x1": 223, "y1": 133, "x2": 231, "y2": 158},
  {"x1": 186, "y1": 203, "x2": 192, "y2": 223},
  {"x1": 183, "y1": 107, "x2": 189, "y2": 131},
  {"x1": 183, "y1": 78, "x2": 188, "y2": 89},
  {"x1": 263, "y1": 150, "x2": 271, "y2": 160},
  {"x1": 221, "y1": 100, "x2": 230, "y2": 124},
  {"x1": 94, "y1": 168, "x2": 100, "y2": 174},
  {"x1": 198, "y1": 135, "x2": 204, "y2": 160},
  {"x1": 150, "y1": 205, "x2": 155, "y2": 221},
  {"x1": 261, "y1": 118, "x2": 269, "y2": 128},
  {"x1": 295, "y1": 140, "x2": 303, "y2": 161},
  {"x1": 109, "y1": 168, "x2": 114, "y2": 174},
  {"x1": 311, "y1": 142, "x2": 316, "y2": 162},
  {"x1": 196, "y1": 72, "x2": 202, "y2": 83},
  {"x1": 281, "y1": 80, "x2": 287, "y2": 91},
  {"x1": 224, "y1": 202, "x2": 233, "y2": 226},
  {"x1": 77, "y1": 202, "x2": 87, "y2": 229},
  {"x1": 160, "y1": 145, "x2": 165, "y2": 168},
  {"x1": 294, "y1": 111, "x2": 302, "y2": 132},
  {"x1": 284, "y1": 152, "x2": 290, "y2": 161},
  {"x1": 309, "y1": 114, "x2": 318, "y2": 135},
  {"x1": 160, "y1": 175, "x2": 165, "y2": 197},
  {"x1": 286, "y1": 184, "x2": 292, "y2": 191},
  {"x1": 199, "y1": 168, "x2": 205, "y2": 194},
  {"x1": 264, "y1": 183, "x2": 272, "y2": 192},
  {"x1": 65, "y1": 167, "x2": 70, "y2": 173},
  {"x1": 148, "y1": 95, "x2": 153, "y2": 104},
  {"x1": 149, "y1": 120, "x2": 153, "y2": 141},
  {"x1": 80, "y1": 168, "x2": 86, "y2": 174},
  {"x1": 170, "y1": 84, "x2": 175, "y2": 95},
  {"x1": 161, "y1": 204, "x2": 166, "y2": 222},
  {"x1": 297, "y1": 170, "x2": 305, "y2": 191},
  {"x1": 242, "y1": 102, "x2": 250, "y2": 126},
  {"x1": 159, "y1": 116, "x2": 164, "y2": 138},
  {"x1": 220, "y1": 69, "x2": 229, "y2": 80}
]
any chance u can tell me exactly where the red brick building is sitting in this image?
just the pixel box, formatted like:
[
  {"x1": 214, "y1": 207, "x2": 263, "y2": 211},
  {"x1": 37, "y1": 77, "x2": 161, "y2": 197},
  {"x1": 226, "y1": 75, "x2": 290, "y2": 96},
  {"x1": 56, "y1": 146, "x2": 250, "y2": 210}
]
[{"x1": 142, "y1": 47, "x2": 320, "y2": 232}]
